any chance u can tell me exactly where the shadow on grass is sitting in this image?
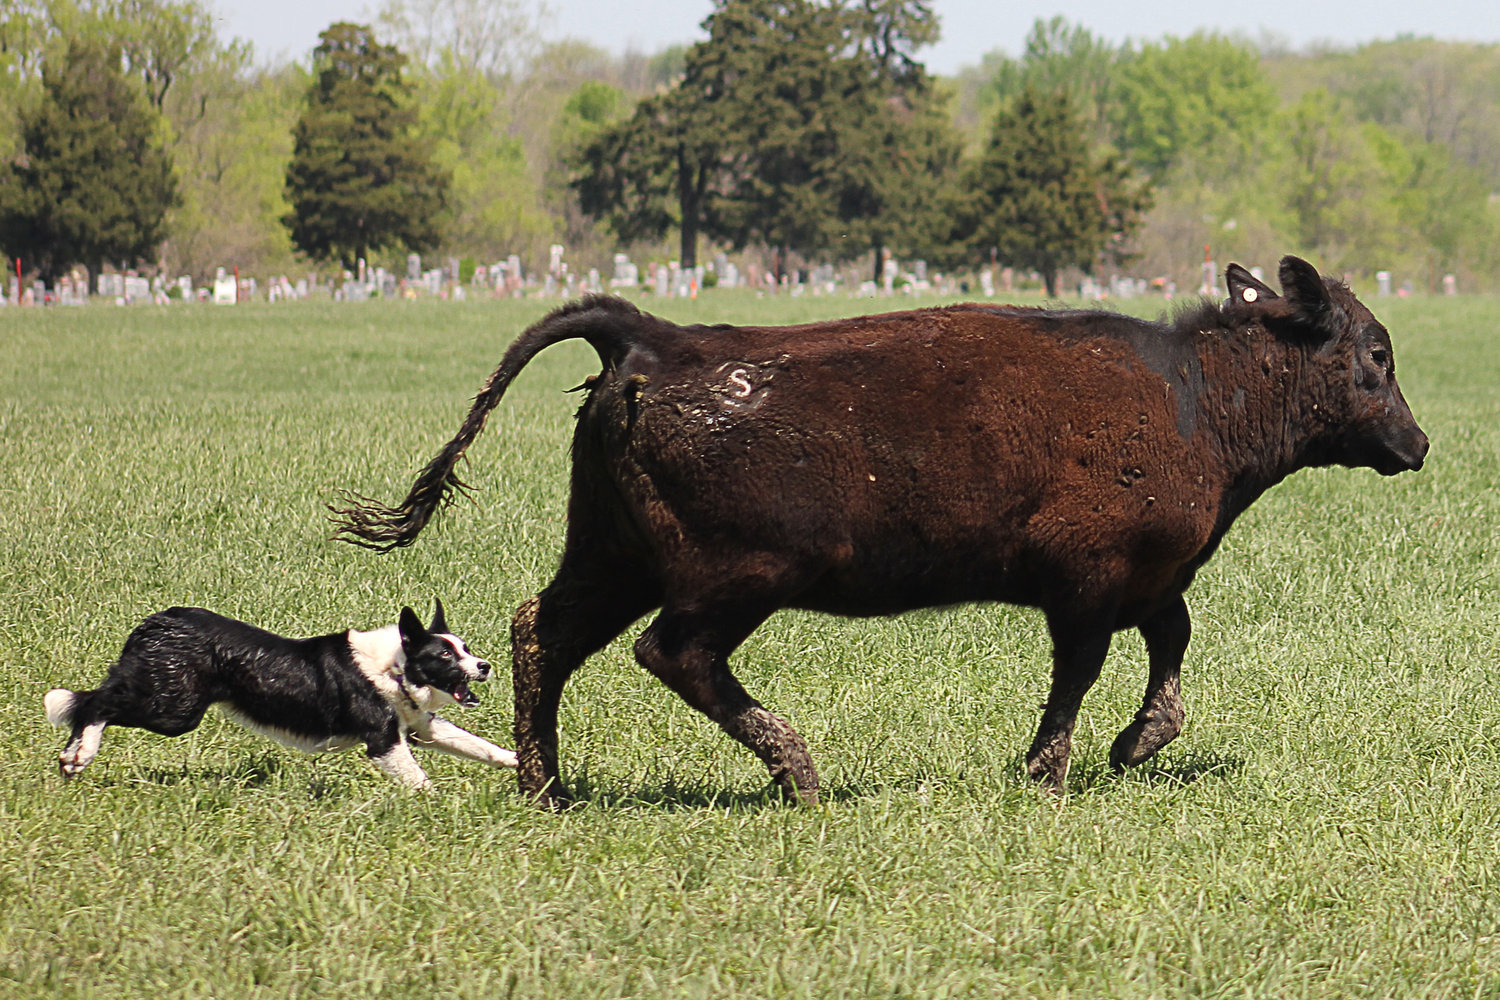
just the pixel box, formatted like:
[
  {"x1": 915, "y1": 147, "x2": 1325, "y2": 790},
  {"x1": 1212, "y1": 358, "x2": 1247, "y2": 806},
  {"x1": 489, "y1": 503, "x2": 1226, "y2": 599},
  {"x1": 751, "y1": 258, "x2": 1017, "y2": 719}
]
[
  {"x1": 1068, "y1": 749, "x2": 1245, "y2": 794},
  {"x1": 562, "y1": 769, "x2": 886, "y2": 812},
  {"x1": 111, "y1": 754, "x2": 358, "y2": 801}
]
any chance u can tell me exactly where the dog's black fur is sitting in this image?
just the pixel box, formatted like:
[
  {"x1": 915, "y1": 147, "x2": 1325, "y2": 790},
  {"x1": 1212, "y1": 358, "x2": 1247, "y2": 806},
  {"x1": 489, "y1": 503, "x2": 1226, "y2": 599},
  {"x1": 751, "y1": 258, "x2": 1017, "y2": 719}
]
[{"x1": 45, "y1": 600, "x2": 518, "y2": 788}]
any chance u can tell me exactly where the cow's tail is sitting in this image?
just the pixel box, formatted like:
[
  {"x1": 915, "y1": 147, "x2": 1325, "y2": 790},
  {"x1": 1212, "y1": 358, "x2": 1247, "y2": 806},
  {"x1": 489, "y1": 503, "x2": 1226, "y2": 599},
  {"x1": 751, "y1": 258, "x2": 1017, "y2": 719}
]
[{"x1": 330, "y1": 294, "x2": 646, "y2": 551}]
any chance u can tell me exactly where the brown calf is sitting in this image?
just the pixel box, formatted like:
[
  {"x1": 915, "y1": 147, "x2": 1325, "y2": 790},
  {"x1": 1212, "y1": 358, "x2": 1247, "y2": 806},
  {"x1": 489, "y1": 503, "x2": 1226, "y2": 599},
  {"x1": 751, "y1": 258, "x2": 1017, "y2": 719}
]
[{"x1": 334, "y1": 256, "x2": 1427, "y2": 807}]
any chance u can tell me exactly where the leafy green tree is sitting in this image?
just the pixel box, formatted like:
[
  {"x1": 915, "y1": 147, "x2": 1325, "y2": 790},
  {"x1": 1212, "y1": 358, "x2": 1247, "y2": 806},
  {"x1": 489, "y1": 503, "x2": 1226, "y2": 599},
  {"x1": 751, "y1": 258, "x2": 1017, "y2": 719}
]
[
  {"x1": 977, "y1": 17, "x2": 1119, "y2": 149},
  {"x1": 283, "y1": 22, "x2": 449, "y2": 269},
  {"x1": 1109, "y1": 33, "x2": 1275, "y2": 178},
  {"x1": 164, "y1": 60, "x2": 302, "y2": 280},
  {"x1": 950, "y1": 86, "x2": 1149, "y2": 297},
  {"x1": 412, "y1": 55, "x2": 549, "y2": 261},
  {"x1": 1277, "y1": 38, "x2": 1500, "y2": 189},
  {"x1": 1277, "y1": 88, "x2": 1398, "y2": 272},
  {"x1": 1371, "y1": 131, "x2": 1490, "y2": 290},
  {"x1": 0, "y1": 36, "x2": 177, "y2": 286}
]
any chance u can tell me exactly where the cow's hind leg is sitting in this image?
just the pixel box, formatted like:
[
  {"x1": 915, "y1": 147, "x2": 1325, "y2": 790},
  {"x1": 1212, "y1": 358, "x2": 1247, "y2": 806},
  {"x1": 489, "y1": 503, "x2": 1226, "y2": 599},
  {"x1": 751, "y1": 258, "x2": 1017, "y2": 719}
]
[
  {"x1": 512, "y1": 571, "x2": 661, "y2": 809},
  {"x1": 1110, "y1": 595, "x2": 1190, "y2": 771},
  {"x1": 633, "y1": 604, "x2": 818, "y2": 806},
  {"x1": 1025, "y1": 613, "x2": 1113, "y2": 791}
]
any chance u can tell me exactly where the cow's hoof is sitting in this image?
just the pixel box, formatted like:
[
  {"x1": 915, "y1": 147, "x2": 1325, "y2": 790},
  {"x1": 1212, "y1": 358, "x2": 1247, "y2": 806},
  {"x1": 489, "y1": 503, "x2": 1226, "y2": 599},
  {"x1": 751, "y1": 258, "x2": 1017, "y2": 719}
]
[
  {"x1": 773, "y1": 774, "x2": 819, "y2": 807},
  {"x1": 1109, "y1": 718, "x2": 1179, "y2": 772},
  {"x1": 1024, "y1": 755, "x2": 1068, "y2": 794},
  {"x1": 520, "y1": 779, "x2": 574, "y2": 812}
]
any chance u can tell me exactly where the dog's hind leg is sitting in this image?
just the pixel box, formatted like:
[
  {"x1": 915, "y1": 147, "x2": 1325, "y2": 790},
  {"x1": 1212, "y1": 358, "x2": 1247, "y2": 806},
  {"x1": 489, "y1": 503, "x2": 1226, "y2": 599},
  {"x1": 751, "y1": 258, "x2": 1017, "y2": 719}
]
[
  {"x1": 60, "y1": 721, "x2": 107, "y2": 778},
  {"x1": 47, "y1": 689, "x2": 106, "y2": 779},
  {"x1": 409, "y1": 716, "x2": 518, "y2": 769}
]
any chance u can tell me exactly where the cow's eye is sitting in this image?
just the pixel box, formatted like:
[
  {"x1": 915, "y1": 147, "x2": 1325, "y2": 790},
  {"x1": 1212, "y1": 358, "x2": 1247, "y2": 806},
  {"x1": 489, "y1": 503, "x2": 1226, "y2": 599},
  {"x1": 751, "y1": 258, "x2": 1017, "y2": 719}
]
[{"x1": 1371, "y1": 348, "x2": 1388, "y2": 367}]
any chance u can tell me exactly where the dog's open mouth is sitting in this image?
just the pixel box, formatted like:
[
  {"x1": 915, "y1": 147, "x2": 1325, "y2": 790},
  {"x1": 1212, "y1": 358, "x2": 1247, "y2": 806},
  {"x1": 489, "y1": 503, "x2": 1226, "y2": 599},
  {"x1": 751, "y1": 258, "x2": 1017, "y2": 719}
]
[{"x1": 451, "y1": 681, "x2": 480, "y2": 708}]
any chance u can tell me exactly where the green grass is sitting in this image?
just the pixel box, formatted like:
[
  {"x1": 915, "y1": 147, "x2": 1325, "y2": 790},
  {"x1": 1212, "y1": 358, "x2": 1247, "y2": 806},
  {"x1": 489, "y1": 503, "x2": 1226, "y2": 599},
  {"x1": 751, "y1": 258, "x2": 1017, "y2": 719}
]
[{"x1": 1, "y1": 290, "x2": 1496, "y2": 998}]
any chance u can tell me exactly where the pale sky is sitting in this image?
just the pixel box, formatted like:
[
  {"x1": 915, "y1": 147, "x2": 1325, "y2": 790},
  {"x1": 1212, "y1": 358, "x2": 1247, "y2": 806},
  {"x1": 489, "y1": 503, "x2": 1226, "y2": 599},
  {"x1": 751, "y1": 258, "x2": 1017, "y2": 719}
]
[{"x1": 217, "y1": 0, "x2": 1500, "y2": 75}]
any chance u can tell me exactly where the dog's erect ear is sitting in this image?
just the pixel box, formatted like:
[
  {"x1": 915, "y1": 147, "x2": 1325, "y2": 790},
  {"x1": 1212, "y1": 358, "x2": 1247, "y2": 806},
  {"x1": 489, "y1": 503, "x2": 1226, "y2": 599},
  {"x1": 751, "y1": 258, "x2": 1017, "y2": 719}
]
[
  {"x1": 430, "y1": 597, "x2": 448, "y2": 635},
  {"x1": 398, "y1": 605, "x2": 426, "y2": 648},
  {"x1": 1225, "y1": 263, "x2": 1278, "y2": 305}
]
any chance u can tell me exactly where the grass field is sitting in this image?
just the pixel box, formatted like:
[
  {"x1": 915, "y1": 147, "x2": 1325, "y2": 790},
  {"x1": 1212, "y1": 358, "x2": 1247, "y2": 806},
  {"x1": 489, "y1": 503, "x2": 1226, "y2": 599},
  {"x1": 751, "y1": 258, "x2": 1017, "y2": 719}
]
[{"x1": 1, "y1": 288, "x2": 1497, "y2": 998}]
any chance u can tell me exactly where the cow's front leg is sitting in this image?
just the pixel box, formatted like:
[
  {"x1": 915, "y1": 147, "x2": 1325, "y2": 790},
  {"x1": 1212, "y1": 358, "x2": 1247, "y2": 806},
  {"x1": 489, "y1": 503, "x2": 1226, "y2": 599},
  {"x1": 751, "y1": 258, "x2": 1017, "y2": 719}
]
[
  {"x1": 1025, "y1": 614, "x2": 1112, "y2": 790},
  {"x1": 1110, "y1": 594, "x2": 1190, "y2": 770}
]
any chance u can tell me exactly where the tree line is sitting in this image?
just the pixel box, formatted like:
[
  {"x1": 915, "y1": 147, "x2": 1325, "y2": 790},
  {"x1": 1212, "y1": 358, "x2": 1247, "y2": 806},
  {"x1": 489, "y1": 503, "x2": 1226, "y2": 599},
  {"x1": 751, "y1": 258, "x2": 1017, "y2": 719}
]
[{"x1": 1, "y1": 0, "x2": 1496, "y2": 295}]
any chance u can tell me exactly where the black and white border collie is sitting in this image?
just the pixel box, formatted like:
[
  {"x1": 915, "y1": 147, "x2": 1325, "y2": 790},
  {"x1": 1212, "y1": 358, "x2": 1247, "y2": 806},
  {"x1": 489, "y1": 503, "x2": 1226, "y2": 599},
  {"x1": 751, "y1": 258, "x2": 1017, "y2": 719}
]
[{"x1": 43, "y1": 599, "x2": 517, "y2": 789}]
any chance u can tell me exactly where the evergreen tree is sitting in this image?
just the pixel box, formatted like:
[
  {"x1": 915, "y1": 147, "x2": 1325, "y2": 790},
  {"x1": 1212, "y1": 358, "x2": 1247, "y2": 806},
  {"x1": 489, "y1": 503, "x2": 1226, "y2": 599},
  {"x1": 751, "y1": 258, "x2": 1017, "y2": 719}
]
[
  {"x1": 283, "y1": 22, "x2": 448, "y2": 269},
  {"x1": 950, "y1": 86, "x2": 1148, "y2": 297},
  {"x1": 572, "y1": 0, "x2": 955, "y2": 277},
  {"x1": 571, "y1": 80, "x2": 718, "y2": 269},
  {"x1": 0, "y1": 37, "x2": 177, "y2": 288}
]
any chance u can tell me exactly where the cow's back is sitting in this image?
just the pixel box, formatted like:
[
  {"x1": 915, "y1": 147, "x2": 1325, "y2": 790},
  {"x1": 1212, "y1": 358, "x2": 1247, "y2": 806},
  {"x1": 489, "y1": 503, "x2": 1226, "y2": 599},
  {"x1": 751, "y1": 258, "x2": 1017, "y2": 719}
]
[{"x1": 579, "y1": 306, "x2": 1219, "y2": 618}]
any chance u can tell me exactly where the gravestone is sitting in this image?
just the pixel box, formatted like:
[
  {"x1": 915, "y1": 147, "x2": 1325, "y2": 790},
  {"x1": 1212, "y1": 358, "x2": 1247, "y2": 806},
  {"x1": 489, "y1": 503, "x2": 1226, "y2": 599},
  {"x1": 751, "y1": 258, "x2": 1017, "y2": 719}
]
[
  {"x1": 212, "y1": 269, "x2": 236, "y2": 305},
  {"x1": 610, "y1": 253, "x2": 638, "y2": 289}
]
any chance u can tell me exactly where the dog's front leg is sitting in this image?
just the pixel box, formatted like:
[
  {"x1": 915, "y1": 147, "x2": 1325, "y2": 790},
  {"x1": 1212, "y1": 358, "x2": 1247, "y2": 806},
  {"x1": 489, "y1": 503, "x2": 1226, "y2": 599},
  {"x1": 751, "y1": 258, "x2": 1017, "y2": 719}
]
[
  {"x1": 368, "y1": 739, "x2": 433, "y2": 790},
  {"x1": 409, "y1": 716, "x2": 518, "y2": 769}
]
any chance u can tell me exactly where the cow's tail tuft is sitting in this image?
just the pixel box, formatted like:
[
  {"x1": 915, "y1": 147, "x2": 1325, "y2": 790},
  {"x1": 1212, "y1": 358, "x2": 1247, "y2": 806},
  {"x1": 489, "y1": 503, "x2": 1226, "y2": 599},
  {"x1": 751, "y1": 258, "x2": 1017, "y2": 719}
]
[{"x1": 330, "y1": 294, "x2": 644, "y2": 551}]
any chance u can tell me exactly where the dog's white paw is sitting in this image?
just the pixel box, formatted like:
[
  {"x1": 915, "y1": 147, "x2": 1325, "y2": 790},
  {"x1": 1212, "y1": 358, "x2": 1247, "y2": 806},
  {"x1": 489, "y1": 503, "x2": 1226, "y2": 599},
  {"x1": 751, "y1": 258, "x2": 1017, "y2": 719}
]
[
  {"x1": 57, "y1": 722, "x2": 104, "y2": 779},
  {"x1": 58, "y1": 750, "x2": 86, "y2": 779}
]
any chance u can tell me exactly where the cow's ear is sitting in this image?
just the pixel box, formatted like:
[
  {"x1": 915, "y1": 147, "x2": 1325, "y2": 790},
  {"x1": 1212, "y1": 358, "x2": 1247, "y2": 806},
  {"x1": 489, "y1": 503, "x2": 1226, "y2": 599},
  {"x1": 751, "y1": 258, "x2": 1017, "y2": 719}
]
[
  {"x1": 398, "y1": 605, "x2": 425, "y2": 647},
  {"x1": 1225, "y1": 263, "x2": 1278, "y2": 305},
  {"x1": 1278, "y1": 255, "x2": 1343, "y2": 337}
]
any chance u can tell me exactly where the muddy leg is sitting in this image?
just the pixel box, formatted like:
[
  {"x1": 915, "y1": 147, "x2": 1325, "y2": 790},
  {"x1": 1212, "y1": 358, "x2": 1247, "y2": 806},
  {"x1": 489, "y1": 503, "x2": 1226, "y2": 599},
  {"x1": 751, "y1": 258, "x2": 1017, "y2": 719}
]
[
  {"x1": 634, "y1": 607, "x2": 818, "y2": 805},
  {"x1": 1110, "y1": 595, "x2": 1190, "y2": 771},
  {"x1": 512, "y1": 575, "x2": 659, "y2": 809},
  {"x1": 1025, "y1": 614, "x2": 1113, "y2": 791}
]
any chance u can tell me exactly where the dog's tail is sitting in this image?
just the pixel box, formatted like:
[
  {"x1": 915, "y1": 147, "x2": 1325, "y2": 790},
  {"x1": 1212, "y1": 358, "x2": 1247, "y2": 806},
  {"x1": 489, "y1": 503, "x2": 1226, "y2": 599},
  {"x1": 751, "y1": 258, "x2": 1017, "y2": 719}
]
[
  {"x1": 44, "y1": 689, "x2": 80, "y2": 728},
  {"x1": 329, "y1": 294, "x2": 648, "y2": 551}
]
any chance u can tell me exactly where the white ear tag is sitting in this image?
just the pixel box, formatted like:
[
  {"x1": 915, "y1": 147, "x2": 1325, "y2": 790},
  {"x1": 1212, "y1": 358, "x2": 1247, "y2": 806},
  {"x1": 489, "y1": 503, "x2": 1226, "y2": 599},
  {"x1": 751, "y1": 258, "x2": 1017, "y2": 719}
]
[{"x1": 1242, "y1": 287, "x2": 1258, "y2": 302}]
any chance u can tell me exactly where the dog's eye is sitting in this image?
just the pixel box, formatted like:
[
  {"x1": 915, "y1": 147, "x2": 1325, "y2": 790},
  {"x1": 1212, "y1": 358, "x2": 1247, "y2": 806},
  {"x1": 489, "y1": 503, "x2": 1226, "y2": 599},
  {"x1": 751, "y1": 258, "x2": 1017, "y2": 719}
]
[{"x1": 440, "y1": 649, "x2": 453, "y2": 659}]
